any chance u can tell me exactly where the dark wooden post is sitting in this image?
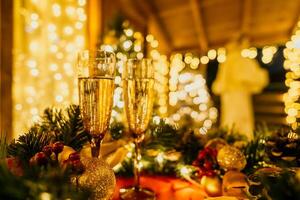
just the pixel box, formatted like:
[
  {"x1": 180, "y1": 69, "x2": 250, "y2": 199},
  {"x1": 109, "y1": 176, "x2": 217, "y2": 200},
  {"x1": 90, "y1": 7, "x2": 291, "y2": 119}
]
[{"x1": 0, "y1": 0, "x2": 13, "y2": 139}]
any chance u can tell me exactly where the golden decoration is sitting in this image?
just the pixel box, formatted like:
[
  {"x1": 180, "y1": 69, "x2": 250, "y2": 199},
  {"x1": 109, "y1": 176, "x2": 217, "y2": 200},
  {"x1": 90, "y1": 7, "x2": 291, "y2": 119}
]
[
  {"x1": 205, "y1": 138, "x2": 227, "y2": 151},
  {"x1": 75, "y1": 157, "x2": 116, "y2": 200},
  {"x1": 217, "y1": 146, "x2": 246, "y2": 171},
  {"x1": 222, "y1": 171, "x2": 248, "y2": 198},
  {"x1": 200, "y1": 176, "x2": 222, "y2": 197},
  {"x1": 58, "y1": 146, "x2": 75, "y2": 164}
]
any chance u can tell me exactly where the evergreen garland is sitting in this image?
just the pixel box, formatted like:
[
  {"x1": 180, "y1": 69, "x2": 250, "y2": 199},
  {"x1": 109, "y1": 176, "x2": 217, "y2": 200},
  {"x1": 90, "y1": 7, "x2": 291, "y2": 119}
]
[
  {"x1": 3, "y1": 104, "x2": 300, "y2": 199},
  {"x1": 7, "y1": 105, "x2": 90, "y2": 162},
  {"x1": 7, "y1": 126, "x2": 53, "y2": 162}
]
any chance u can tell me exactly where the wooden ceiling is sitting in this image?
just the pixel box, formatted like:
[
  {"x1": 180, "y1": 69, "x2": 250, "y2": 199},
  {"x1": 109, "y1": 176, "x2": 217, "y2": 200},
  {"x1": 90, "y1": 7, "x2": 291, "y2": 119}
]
[{"x1": 101, "y1": 0, "x2": 300, "y2": 54}]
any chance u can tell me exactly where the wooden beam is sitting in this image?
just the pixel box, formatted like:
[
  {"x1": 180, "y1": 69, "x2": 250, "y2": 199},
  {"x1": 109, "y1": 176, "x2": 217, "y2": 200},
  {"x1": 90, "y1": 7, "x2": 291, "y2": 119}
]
[
  {"x1": 190, "y1": 0, "x2": 208, "y2": 52},
  {"x1": 173, "y1": 33, "x2": 289, "y2": 51},
  {"x1": 132, "y1": 0, "x2": 173, "y2": 54},
  {"x1": 289, "y1": 0, "x2": 300, "y2": 36},
  {"x1": 119, "y1": 0, "x2": 147, "y2": 28},
  {"x1": 160, "y1": 5, "x2": 190, "y2": 18},
  {"x1": 241, "y1": 0, "x2": 252, "y2": 35},
  {"x1": 0, "y1": 0, "x2": 13, "y2": 139}
]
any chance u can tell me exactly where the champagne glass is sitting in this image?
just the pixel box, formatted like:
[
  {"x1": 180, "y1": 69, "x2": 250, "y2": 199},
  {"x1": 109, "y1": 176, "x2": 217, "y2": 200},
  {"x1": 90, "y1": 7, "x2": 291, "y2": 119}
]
[
  {"x1": 120, "y1": 59, "x2": 155, "y2": 199},
  {"x1": 78, "y1": 50, "x2": 116, "y2": 158}
]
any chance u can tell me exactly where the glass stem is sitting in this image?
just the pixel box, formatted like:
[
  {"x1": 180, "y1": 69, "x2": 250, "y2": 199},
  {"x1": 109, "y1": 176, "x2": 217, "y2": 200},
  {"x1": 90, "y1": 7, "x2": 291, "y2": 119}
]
[
  {"x1": 90, "y1": 135, "x2": 102, "y2": 158},
  {"x1": 133, "y1": 137, "x2": 142, "y2": 190}
]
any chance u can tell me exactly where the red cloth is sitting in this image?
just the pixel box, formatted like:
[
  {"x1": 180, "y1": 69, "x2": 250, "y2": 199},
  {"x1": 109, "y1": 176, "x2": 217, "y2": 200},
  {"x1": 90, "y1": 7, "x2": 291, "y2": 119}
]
[{"x1": 113, "y1": 176, "x2": 208, "y2": 200}]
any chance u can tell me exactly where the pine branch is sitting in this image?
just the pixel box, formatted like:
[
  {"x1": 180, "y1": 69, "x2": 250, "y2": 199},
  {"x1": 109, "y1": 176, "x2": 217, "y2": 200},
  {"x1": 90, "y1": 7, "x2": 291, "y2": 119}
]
[
  {"x1": 59, "y1": 105, "x2": 90, "y2": 151},
  {"x1": 0, "y1": 162, "x2": 91, "y2": 200},
  {"x1": 7, "y1": 126, "x2": 53, "y2": 161}
]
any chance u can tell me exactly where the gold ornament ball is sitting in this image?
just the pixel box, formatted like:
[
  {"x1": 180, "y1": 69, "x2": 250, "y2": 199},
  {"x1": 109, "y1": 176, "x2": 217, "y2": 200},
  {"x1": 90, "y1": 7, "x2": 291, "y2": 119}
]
[
  {"x1": 58, "y1": 145, "x2": 75, "y2": 164},
  {"x1": 222, "y1": 170, "x2": 248, "y2": 198},
  {"x1": 205, "y1": 138, "x2": 227, "y2": 151},
  {"x1": 200, "y1": 176, "x2": 222, "y2": 197},
  {"x1": 217, "y1": 146, "x2": 246, "y2": 171},
  {"x1": 76, "y1": 157, "x2": 116, "y2": 200}
]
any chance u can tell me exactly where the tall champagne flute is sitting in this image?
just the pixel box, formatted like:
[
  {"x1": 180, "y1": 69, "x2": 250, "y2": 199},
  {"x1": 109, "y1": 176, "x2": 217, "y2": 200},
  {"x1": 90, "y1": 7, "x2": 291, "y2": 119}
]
[
  {"x1": 78, "y1": 50, "x2": 115, "y2": 158},
  {"x1": 120, "y1": 59, "x2": 155, "y2": 199}
]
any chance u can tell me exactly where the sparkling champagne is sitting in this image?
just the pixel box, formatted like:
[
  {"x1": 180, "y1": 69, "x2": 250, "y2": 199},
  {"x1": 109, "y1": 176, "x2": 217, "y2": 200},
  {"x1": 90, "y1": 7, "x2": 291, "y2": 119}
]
[
  {"x1": 123, "y1": 78, "x2": 154, "y2": 135},
  {"x1": 79, "y1": 77, "x2": 115, "y2": 138}
]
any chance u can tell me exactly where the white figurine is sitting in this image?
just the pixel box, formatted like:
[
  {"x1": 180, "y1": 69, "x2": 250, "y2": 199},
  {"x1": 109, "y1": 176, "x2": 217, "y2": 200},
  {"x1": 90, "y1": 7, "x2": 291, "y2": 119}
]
[{"x1": 212, "y1": 37, "x2": 269, "y2": 140}]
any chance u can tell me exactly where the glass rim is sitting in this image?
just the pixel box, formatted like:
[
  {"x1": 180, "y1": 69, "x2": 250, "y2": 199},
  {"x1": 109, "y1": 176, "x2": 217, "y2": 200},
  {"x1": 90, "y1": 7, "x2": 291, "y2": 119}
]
[
  {"x1": 126, "y1": 58, "x2": 152, "y2": 62},
  {"x1": 78, "y1": 49, "x2": 115, "y2": 59}
]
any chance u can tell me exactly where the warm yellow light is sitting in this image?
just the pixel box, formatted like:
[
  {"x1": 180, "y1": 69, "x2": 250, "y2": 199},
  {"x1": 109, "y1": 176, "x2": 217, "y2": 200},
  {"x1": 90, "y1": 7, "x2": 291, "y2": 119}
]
[
  {"x1": 52, "y1": 4, "x2": 61, "y2": 17},
  {"x1": 13, "y1": 1, "x2": 87, "y2": 136},
  {"x1": 200, "y1": 56, "x2": 209, "y2": 64},
  {"x1": 180, "y1": 166, "x2": 191, "y2": 177},
  {"x1": 64, "y1": 26, "x2": 74, "y2": 35},
  {"x1": 146, "y1": 34, "x2": 154, "y2": 42},
  {"x1": 124, "y1": 29, "x2": 133, "y2": 37},
  {"x1": 151, "y1": 40, "x2": 159, "y2": 48},
  {"x1": 217, "y1": 54, "x2": 226, "y2": 63},
  {"x1": 191, "y1": 57, "x2": 200, "y2": 69},
  {"x1": 207, "y1": 49, "x2": 217, "y2": 60},
  {"x1": 123, "y1": 40, "x2": 132, "y2": 50}
]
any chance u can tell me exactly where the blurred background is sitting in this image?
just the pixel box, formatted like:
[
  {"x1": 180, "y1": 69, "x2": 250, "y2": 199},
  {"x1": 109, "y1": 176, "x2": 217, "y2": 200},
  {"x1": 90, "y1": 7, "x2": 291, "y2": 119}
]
[{"x1": 1, "y1": 0, "x2": 300, "y2": 139}]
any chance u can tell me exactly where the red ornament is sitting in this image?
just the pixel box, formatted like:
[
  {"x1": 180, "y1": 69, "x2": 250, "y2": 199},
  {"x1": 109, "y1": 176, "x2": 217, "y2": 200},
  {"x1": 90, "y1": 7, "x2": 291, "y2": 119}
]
[
  {"x1": 6, "y1": 157, "x2": 23, "y2": 176},
  {"x1": 35, "y1": 152, "x2": 48, "y2": 166},
  {"x1": 52, "y1": 142, "x2": 64, "y2": 154},
  {"x1": 193, "y1": 147, "x2": 219, "y2": 178},
  {"x1": 204, "y1": 160, "x2": 213, "y2": 170},
  {"x1": 42, "y1": 145, "x2": 52, "y2": 157},
  {"x1": 69, "y1": 152, "x2": 80, "y2": 161}
]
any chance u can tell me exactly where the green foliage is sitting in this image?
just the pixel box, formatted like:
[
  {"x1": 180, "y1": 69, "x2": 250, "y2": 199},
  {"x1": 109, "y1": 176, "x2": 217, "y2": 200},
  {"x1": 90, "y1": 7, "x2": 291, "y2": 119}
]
[
  {"x1": 58, "y1": 105, "x2": 90, "y2": 151},
  {"x1": 0, "y1": 163, "x2": 90, "y2": 200},
  {"x1": 145, "y1": 120, "x2": 180, "y2": 151},
  {"x1": 7, "y1": 105, "x2": 90, "y2": 162},
  {"x1": 207, "y1": 127, "x2": 248, "y2": 144},
  {"x1": 109, "y1": 122, "x2": 125, "y2": 140},
  {"x1": 251, "y1": 170, "x2": 300, "y2": 200},
  {"x1": 7, "y1": 127, "x2": 53, "y2": 162},
  {"x1": 40, "y1": 105, "x2": 90, "y2": 151},
  {"x1": 243, "y1": 136, "x2": 267, "y2": 174},
  {"x1": 178, "y1": 129, "x2": 203, "y2": 164}
]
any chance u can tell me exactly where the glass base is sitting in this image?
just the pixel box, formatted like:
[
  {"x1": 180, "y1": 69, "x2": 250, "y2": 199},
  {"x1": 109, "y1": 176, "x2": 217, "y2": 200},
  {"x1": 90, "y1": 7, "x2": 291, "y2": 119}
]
[{"x1": 120, "y1": 187, "x2": 156, "y2": 200}]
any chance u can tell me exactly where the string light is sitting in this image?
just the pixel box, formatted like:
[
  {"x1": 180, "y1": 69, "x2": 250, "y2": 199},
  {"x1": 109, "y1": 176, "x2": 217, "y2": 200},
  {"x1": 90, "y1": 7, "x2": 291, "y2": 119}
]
[
  {"x1": 262, "y1": 46, "x2": 277, "y2": 64},
  {"x1": 283, "y1": 22, "x2": 300, "y2": 129},
  {"x1": 13, "y1": 1, "x2": 87, "y2": 137},
  {"x1": 168, "y1": 53, "x2": 218, "y2": 130}
]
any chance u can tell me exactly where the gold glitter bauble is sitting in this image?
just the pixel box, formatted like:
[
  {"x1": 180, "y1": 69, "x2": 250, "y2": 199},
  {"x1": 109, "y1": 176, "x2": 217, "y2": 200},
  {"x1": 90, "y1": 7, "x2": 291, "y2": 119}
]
[
  {"x1": 77, "y1": 157, "x2": 116, "y2": 200},
  {"x1": 217, "y1": 145, "x2": 246, "y2": 171},
  {"x1": 205, "y1": 138, "x2": 227, "y2": 151}
]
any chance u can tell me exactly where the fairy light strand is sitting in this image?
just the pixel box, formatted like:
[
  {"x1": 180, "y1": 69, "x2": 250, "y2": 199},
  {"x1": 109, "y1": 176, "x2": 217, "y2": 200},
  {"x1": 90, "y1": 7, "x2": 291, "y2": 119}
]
[
  {"x1": 283, "y1": 21, "x2": 300, "y2": 129},
  {"x1": 13, "y1": 0, "x2": 87, "y2": 137}
]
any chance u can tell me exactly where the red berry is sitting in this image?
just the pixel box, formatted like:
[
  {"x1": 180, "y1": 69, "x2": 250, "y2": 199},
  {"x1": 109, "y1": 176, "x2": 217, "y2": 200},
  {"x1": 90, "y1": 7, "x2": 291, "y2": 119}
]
[
  {"x1": 52, "y1": 142, "x2": 64, "y2": 154},
  {"x1": 29, "y1": 156, "x2": 36, "y2": 166},
  {"x1": 35, "y1": 152, "x2": 48, "y2": 165},
  {"x1": 192, "y1": 161, "x2": 198, "y2": 166},
  {"x1": 197, "y1": 151, "x2": 206, "y2": 160},
  {"x1": 212, "y1": 149, "x2": 218, "y2": 157},
  {"x1": 69, "y1": 152, "x2": 80, "y2": 161},
  {"x1": 72, "y1": 160, "x2": 84, "y2": 173},
  {"x1": 42, "y1": 145, "x2": 52, "y2": 157},
  {"x1": 205, "y1": 147, "x2": 213, "y2": 155},
  {"x1": 206, "y1": 170, "x2": 215, "y2": 177},
  {"x1": 204, "y1": 161, "x2": 213, "y2": 170}
]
